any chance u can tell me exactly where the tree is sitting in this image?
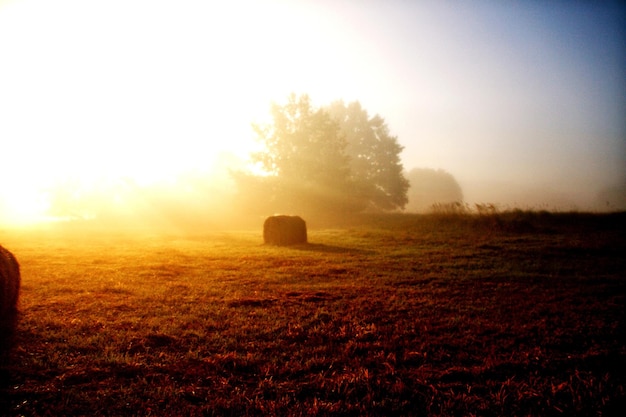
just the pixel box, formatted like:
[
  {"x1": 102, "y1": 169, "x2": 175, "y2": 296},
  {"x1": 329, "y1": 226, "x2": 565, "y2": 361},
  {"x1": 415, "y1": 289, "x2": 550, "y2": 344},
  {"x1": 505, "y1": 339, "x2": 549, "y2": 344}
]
[
  {"x1": 325, "y1": 100, "x2": 409, "y2": 211},
  {"x1": 404, "y1": 168, "x2": 464, "y2": 212},
  {"x1": 234, "y1": 94, "x2": 409, "y2": 218},
  {"x1": 252, "y1": 94, "x2": 350, "y2": 188}
]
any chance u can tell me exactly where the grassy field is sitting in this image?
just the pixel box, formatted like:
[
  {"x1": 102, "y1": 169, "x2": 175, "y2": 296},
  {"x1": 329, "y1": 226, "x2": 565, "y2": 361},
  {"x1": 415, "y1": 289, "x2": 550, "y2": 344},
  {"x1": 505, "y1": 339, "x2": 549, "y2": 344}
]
[{"x1": 1, "y1": 212, "x2": 625, "y2": 416}]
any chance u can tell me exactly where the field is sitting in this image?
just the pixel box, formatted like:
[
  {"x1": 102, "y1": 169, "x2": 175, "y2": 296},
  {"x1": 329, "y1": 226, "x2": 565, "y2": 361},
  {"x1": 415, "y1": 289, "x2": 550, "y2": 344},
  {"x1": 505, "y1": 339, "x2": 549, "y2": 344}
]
[{"x1": 1, "y1": 212, "x2": 625, "y2": 416}]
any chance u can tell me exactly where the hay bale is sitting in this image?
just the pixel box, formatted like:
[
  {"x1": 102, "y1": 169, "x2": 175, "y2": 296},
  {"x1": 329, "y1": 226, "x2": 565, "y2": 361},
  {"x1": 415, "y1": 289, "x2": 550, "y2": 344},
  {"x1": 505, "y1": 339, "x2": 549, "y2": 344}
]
[
  {"x1": 0, "y1": 244, "x2": 20, "y2": 333},
  {"x1": 263, "y1": 215, "x2": 307, "y2": 246}
]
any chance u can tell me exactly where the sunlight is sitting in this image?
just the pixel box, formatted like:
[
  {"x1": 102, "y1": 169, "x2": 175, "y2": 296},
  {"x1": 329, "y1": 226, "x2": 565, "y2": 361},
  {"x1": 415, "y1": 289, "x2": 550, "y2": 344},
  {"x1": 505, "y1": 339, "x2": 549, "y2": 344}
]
[
  {"x1": 2, "y1": 0, "x2": 626, "y2": 223},
  {"x1": 0, "y1": 185, "x2": 51, "y2": 225},
  {"x1": 0, "y1": 0, "x2": 399, "y2": 226},
  {"x1": 0, "y1": 1, "x2": 284, "y2": 225}
]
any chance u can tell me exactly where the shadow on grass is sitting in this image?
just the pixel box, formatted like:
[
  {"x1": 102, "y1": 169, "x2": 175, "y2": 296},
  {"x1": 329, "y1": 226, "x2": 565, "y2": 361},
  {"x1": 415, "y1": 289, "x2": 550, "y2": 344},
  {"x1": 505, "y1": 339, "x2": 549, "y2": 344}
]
[
  {"x1": 0, "y1": 367, "x2": 10, "y2": 415},
  {"x1": 0, "y1": 313, "x2": 18, "y2": 358},
  {"x1": 1, "y1": 324, "x2": 73, "y2": 416},
  {"x1": 0, "y1": 317, "x2": 23, "y2": 415}
]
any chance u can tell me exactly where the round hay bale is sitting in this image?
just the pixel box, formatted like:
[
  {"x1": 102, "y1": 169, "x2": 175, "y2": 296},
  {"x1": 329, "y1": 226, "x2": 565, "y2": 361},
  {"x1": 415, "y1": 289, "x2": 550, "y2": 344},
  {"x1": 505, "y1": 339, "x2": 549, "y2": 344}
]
[
  {"x1": 0, "y1": 244, "x2": 20, "y2": 333},
  {"x1": 263, "y1": 215, "x2": 307, "y2": 246}
]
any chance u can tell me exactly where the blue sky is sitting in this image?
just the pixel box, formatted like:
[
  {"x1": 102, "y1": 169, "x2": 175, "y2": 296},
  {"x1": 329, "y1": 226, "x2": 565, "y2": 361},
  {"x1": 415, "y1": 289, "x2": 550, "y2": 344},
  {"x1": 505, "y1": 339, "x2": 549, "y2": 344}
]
[{"x1": 0, "y1": 0, "x2": 624, "y2": 222}]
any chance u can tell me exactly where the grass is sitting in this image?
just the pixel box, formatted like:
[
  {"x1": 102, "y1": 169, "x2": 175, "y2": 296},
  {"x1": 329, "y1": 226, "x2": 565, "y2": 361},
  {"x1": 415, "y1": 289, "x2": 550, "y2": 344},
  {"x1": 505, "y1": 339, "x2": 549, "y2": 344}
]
[{"x1": 1, "y1": 211, "x2": 625, "y2": 416}]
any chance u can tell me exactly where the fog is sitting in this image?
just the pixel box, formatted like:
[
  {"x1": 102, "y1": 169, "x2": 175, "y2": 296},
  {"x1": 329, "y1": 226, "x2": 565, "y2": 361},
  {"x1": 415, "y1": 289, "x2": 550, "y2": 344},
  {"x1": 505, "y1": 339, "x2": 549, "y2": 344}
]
[{"x1": 0, "y1": 0, "x2": 624, "y2": 229}]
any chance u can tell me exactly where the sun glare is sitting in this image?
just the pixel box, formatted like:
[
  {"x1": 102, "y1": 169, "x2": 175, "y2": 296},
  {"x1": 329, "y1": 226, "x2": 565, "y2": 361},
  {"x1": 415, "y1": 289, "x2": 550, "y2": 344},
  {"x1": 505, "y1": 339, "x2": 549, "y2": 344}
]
[
  {"x1": 0, "y1": 186, "x2": 51, "y2": 225},
  {"x1": 0, "y1": 1, "x2": 287, "y2": 226},
  {"x1": 0, "y1": 0, "x2": 355, "y2": 226}
]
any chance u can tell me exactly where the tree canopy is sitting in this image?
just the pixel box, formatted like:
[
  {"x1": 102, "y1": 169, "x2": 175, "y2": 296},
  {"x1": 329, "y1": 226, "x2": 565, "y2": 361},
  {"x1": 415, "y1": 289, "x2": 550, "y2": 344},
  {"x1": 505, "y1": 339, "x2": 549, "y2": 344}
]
[
  {"x1": 326, "y1": 100, "x2": 409, "y2": 211},
  {"x1": 404, "y1": 168, "x2": 464, "y2": 213},
  {"x1": 234, "y1": 94, "x2": 409, "y2": 219}
]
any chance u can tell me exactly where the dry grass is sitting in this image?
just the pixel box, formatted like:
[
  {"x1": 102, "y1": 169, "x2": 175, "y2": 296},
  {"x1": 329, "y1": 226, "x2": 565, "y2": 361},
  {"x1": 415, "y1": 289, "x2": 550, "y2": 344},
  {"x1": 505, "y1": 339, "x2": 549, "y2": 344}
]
[{"x1": 1, "y1": 212, "x2": 624, "y2": 416}]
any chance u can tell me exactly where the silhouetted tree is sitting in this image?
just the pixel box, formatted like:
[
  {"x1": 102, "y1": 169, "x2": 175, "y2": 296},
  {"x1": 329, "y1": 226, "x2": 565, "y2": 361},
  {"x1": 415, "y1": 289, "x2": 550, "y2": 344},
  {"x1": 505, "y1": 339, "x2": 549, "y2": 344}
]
[
  {"x1": 235, "y1": 94, "x2": 409, "y2": 217},
  {"x1": 405, "y1": 168, "x2": 464, "y2": 212},
  {"x1": 325, "y1": 100, "x2": 409, "y2": 211}
]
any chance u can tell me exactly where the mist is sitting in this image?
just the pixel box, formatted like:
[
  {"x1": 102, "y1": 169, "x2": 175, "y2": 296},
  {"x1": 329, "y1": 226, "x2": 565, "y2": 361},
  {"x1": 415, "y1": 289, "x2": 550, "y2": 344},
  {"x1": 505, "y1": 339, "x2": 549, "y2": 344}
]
[
  {"x1": 28, "y1": 170, "x2": 261, "y2": 233},
  {"x1": 1, "y1": 0, "x2": 625, "y2": 229}
]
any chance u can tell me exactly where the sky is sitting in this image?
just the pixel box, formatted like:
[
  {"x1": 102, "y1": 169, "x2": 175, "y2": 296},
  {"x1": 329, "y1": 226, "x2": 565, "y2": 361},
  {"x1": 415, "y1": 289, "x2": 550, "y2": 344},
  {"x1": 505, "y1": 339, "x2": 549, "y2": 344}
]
[{"x1": 0, "y1": 0, "x2": 625, "y2": 224}]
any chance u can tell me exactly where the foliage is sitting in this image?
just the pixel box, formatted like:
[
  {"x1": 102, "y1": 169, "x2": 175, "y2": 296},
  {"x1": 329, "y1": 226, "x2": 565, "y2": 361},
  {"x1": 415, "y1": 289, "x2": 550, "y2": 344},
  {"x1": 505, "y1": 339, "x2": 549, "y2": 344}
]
[
  {"x1": 236, "y1": 94, "x2": 409, "y2": 219},
  {"x1": 1, "y1": 212, "x2": 624, "y2": 416},
  {"x1": 405, "y1": 168, "x2": 464, "y2": 212},
  {"x1": 252, "y1": 94, "x2": 350, "y2": 186},
  {"x1": 429, "y1": 201, "x2": 470, "y2": 215},
  {"x1": 326, "y1": 100, "x2": 409, "y2": 211},
  {"x1": 474, "y1": 202, "x2": 498, "y2": 215}
]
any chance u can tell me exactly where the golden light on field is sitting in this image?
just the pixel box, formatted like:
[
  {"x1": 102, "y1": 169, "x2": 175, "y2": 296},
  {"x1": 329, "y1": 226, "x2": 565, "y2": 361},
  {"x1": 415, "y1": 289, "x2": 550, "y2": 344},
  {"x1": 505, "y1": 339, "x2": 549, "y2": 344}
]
[{"x1": 1, "y1": 0, "x2": 624, "y2": 226}]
